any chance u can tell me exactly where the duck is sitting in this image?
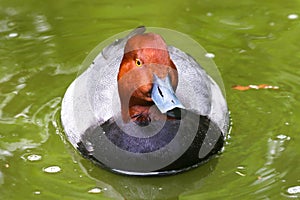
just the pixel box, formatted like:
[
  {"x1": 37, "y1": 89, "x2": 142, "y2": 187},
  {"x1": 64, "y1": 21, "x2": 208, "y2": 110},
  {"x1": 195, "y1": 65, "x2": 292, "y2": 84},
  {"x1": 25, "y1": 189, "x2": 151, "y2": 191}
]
[{"x1": 61, "y1": 26, "x2": 229, "y2": 176}]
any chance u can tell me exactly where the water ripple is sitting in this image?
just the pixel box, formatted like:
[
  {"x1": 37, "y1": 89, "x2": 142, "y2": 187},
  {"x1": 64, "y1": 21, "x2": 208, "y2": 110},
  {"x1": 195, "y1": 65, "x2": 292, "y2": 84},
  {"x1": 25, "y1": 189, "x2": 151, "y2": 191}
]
[{"x1": 0, "y1": 68, "x2": 63, "y2": 161}]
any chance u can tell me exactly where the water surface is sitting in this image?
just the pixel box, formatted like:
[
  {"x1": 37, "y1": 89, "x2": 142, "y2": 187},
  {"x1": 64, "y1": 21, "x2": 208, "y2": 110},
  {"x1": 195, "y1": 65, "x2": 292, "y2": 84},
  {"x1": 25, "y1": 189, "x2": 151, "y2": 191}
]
[{"x1": 1, "y1": 0, "x2": 300, "y2": 199}]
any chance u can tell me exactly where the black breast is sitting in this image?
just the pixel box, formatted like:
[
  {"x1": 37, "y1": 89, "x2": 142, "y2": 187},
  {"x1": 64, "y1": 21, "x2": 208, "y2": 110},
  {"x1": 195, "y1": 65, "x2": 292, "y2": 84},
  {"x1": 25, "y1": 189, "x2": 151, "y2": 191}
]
[{"x1": 77, "y1": 110, "x2": 224, "y2": 175}]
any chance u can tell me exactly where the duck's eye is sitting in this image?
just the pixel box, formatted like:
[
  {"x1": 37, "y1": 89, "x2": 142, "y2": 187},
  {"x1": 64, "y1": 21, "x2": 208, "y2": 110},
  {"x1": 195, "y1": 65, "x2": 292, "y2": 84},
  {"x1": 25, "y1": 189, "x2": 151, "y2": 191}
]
[{"x1": 135, "y1": 59, "x2": 142, "y2": 67}]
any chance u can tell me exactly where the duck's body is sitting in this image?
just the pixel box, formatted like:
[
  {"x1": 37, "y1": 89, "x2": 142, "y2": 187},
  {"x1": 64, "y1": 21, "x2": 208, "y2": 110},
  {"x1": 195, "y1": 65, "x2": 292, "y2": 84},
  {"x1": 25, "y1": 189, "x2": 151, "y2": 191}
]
[{"x1": 61, "y1": 27, "x2": 229, "y2": 175}]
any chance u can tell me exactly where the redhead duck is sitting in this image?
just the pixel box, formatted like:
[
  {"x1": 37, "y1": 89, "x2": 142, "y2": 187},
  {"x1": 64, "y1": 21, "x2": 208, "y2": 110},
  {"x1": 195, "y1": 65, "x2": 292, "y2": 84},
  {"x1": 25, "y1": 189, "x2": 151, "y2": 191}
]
[{"x1": 61, "y1": 26, "x2": 229, "y2": 176}]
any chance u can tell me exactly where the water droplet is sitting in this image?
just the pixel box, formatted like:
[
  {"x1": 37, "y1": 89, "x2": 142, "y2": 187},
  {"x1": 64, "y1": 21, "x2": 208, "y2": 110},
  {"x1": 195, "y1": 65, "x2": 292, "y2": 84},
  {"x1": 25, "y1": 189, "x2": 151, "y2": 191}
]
[
  {"x1": 288, "y1": 14, "x2": 298, "y2": 20},
  {"x1": 235, "y1": 171, "x2": 246, "y2": 177},
  {"x1": 27, "y1": 154, "x2": 42, "y2": 161},
  {"x1": 7, "y1": 21, "x2": 16, "y2": 27},
  {"x1": 33, "y1": 191, "x2": 41, "y2": 195},
  {"x1": 1, "y1": 150, "x2": 12, "y2": 157},
  {"x1": 207, "y1": 12, "x2": 213, "y2": 17},
  {"x1": 16, "y1": 83, "x2": 26, "y2": 90},
  {"x1": 205, "y1": 53, "x2": 215, "y2": 58},
  {"x1": 237, "y1": 166, "x2": 245, "y2": 170},
  {"x1": 276, "y1": 134, "x2": 290, "y2": 141},
  {"x1": 85, "y1": 141, "x2": 94, "y2": 153},
  {"x1": 43, "y1": 166, "x2": 61, "y2": 173},
  {"x1": 26, "y1": 92, "x2": 34, "y2": 96},
  {"x1": 277, "y1": 134, "x2": 287, "y2": 140},
  {"x1": 248, "y1": 42, "x2": 256, "y2": 49},
  {"x1": 287, "y1": 186, "x2": 300, "y2": 194},
  {"x1": 8, "y1": 32, "x2": 18, "y2": 38},
  {"x1": 18, "y1": 77, "x2": 26, "y2": 83},
  {"x1": 88, "y1": 187, "x2": 102, "y2": 194},
  {"x1": 239, "y1": 49, "x2": 247, "y2": 53}
]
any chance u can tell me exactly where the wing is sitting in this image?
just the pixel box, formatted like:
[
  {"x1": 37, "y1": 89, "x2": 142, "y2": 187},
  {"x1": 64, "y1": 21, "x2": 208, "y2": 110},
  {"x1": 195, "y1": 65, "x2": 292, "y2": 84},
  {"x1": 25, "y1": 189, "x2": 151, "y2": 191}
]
[{"x1": 169, "y1": 46, "x2": 229, "y2": 135}]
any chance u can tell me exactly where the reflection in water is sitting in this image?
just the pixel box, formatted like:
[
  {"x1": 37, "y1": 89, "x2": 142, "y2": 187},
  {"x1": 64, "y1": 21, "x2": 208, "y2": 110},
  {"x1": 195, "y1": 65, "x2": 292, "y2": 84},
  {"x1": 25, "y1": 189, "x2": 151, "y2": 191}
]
[
  {"x1": 0, "y1": 92, "x2": 61, "y2": 160},
  {"x1": 251, "y1": 134, "x2": 291, "y2": 196},
  {"x1": 266, "y1": 134, "x2": 291, "y2": 166},
  {"x1": 34, "y1": 14, "x2": 51, "y2": 33},
  {"x1": 75, "y1": 151, "x2": 220, "y2": 200},
  {"x1": 1, "y1": 0, "x2": 300, "y2": 199}
]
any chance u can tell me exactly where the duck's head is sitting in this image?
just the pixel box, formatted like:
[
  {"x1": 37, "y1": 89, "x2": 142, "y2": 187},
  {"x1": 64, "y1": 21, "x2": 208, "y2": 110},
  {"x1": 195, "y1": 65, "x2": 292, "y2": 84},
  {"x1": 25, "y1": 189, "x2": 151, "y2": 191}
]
[{"x1": 117, "y1": 33, "x2": 185, "y2": 125}]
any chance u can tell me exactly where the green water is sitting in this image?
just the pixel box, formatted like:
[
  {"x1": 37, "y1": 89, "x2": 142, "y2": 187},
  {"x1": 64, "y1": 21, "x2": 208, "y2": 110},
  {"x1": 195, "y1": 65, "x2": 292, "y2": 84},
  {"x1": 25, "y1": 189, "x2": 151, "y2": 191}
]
[{"x1": 1, "y1": 0, "x2": 300, "y2": 199}]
